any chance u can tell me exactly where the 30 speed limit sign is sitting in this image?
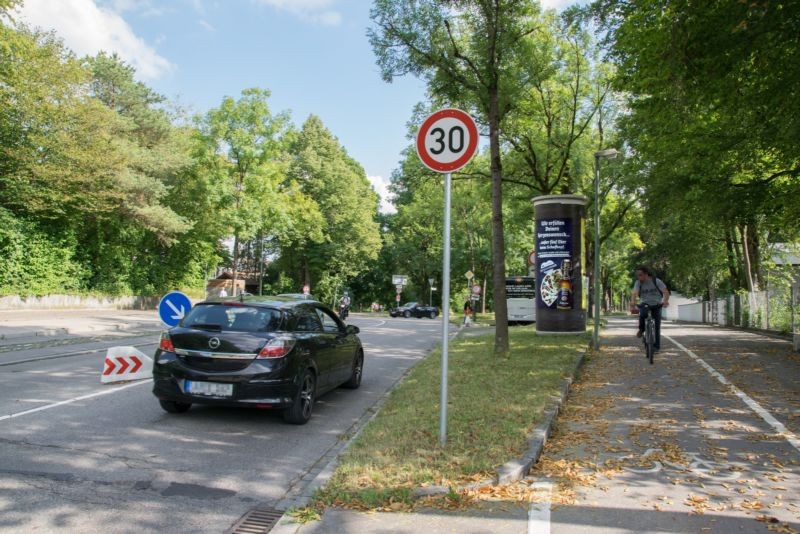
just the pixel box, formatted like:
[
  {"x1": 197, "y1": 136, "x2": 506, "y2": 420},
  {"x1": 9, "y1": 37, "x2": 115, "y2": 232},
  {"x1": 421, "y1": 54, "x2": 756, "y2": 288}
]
[
  {"x1": 416, "y1": 108, "x2": 479, "y2": 173},
  {"x1": 416, "y1": 108, "x2": 479, "y2": 447}
]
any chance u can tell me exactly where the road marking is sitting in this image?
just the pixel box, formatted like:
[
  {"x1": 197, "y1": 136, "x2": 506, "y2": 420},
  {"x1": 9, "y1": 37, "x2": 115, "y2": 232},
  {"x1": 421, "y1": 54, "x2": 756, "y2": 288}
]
[
  {"x1": 528, "y1": 481, "x2": 552, "y2": 534},
  {"x1": 664, "y1": 334, "x2": 800, "y2": 455},
  {"x1": 0, "y1": 340, "x2": 158, "y2": 367},
  {"x1": 0, "y1": 379, "x2": 152, "y2": 422}
]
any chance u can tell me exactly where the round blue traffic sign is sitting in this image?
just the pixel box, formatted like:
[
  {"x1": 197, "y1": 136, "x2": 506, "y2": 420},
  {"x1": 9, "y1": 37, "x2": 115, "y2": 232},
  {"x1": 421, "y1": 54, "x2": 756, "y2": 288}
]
[{"x1": 158, "y1": 291, "x2": 192, "y2": 327}]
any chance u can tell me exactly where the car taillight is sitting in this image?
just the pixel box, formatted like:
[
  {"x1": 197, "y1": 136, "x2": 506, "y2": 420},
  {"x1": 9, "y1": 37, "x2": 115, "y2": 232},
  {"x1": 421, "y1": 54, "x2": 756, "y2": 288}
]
[
  {"x1": 159, "y1": 332, "x2": 175, "y2": 352},
  {"x1": 258, "y1": 337, "x2": 295, "y2": 359}
]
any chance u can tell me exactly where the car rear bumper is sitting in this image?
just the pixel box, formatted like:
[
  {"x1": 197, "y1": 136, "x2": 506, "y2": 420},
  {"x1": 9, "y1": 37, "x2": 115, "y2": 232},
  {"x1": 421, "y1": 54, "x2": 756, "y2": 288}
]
[{"x1": 152, "y1": 352, "x2": 297, "y2": 408}]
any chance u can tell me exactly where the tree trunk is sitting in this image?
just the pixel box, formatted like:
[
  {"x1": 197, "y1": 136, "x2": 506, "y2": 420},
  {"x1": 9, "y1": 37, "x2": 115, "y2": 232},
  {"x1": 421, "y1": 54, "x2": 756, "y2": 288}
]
[
  {"x1": 231, "y1": 233, "x2": 239, "y2": 296},
  {"x1": 724, "y1": 229, "x2": 739, "y2": 289},
  {"x1": 740, "y1": 224, "x2": 755, "y2": 292},
  {"x1": 747, "y1": 223, "x2": 762, "y2": 289},
  {"x1": 488, "y1": 90, "x2": 509, "y2": 356}
]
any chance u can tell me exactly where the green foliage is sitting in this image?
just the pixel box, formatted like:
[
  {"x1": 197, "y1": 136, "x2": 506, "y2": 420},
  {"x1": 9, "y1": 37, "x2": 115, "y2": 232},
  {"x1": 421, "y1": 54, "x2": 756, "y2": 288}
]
[
  {"x1": 0, "y1": 210, "x2": 87, "y2": 296},
  {"x1": 274, "y1": 115, "x2": 381, "y2": 304},
  {"x1": 0, "y1": 22, "x2": 382, "y2": 299},
  {"x1": 589, "y1": 0, "x2": 800, "y2": 294}
]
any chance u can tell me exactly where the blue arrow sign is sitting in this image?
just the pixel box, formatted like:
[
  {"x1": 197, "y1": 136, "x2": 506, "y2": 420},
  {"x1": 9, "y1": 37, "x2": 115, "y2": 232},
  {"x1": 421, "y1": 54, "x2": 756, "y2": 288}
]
[{"x1": 158, "y1": 291, "x2": 192, "y2": 327}]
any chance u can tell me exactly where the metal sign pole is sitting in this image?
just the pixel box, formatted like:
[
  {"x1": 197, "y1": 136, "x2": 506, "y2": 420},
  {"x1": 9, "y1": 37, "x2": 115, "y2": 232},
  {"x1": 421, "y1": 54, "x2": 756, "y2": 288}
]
[{"x1": 439, "y1": 171, "x2": 452, "y2": 446}]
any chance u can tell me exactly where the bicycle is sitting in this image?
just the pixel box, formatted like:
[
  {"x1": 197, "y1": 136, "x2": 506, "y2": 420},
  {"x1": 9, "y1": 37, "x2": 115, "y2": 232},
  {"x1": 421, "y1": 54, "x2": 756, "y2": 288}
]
[{"x1": 634, "y1": 304, "x2": 658, "y2": 365}]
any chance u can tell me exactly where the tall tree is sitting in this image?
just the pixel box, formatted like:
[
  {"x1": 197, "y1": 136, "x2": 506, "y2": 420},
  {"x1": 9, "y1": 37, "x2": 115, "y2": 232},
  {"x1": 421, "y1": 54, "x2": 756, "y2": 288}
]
[
  {"x1": 590, "y1": 0, "x2": 800, "y2": 293},
  {"x1": 369, "y1": 0, "x2": 540, "y2": 355},
  {"x1": 278, "y1": 115, "x2": 381, "y2": 303},
  {"x1": 199, "y1": 88, "x2": 291, "y2": 293}
]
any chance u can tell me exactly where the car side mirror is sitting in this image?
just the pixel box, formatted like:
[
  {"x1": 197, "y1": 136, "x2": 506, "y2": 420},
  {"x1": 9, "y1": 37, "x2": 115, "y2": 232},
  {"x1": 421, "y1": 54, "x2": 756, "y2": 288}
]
[{"x1": 345, "y1": 325, "x2": 360, "y2": 335}]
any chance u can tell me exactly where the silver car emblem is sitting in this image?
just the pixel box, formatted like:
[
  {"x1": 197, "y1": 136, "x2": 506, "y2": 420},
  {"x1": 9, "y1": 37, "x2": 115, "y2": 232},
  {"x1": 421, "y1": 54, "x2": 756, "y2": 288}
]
[{"x1": 208, "y1": 337, "x2": 221, "y2": 349}]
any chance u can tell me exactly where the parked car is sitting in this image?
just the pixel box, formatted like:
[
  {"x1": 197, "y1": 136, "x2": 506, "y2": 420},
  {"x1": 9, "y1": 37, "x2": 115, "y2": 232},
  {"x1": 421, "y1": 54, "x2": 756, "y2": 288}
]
[
  {"x1": 152, "y1": 296, "x2": 363, "y2": 425},
  {"x1": 389, "y1": 301, "x2": 439, "y2": 319}
]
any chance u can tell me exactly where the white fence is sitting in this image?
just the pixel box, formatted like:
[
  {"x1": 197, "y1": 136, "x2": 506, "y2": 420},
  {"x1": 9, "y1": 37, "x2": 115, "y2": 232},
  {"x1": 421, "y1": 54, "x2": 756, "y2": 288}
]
[{"x1": 676, "y1": 285, "x2": 798, "y2": 343}]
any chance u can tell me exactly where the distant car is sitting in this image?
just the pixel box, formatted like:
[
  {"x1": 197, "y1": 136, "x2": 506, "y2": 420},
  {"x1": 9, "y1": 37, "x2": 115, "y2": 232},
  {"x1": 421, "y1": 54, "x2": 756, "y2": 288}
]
[
  {"x1": 389, "y1": 301, "x2": 439, "y2": 319},
  {"x1": 152, "y1": 296, "x2": 363, "y2": 425},
  {"x1": 277, "y1": 293, "x2": 318, "y2": 301}
]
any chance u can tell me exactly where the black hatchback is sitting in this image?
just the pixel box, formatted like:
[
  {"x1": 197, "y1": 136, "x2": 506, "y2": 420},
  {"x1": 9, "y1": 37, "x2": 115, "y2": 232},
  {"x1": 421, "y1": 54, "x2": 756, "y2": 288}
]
[{"x1": 152, "y1": 297, "x2": 364, "y2": 424}]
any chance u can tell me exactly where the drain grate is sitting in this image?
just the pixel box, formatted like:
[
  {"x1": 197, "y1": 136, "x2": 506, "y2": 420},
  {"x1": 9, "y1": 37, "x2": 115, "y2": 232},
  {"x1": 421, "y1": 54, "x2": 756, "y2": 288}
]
[{"x1": 226, "y1": 506, "x2": 285, "y2": 534}]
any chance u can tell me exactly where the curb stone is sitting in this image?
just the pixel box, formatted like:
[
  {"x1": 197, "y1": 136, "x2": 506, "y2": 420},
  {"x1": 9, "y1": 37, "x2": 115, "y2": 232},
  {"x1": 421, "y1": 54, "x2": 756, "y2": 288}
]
[
  {"x1": 495, "y1": 347, "x2": 587, "y2": 484},
  {"x1": 268, "y1": 325, "x2": 466, "y2": 534}
]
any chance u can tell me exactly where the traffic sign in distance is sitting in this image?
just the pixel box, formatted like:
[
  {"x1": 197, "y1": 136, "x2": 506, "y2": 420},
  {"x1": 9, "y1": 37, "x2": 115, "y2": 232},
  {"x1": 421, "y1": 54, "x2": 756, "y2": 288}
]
[
  {"x1": 465, "y1": 270, "x2": 474, "y2": 280},
  {"x1": 416, "y1": 108, "x2": 479, "y2": 173},
  {"x1": 472, "y1": 284, "x2": 481, "y2": 295},
  {"x1": 158, "y1": 291, "x2": 192, "y2": 327},
  {"x1": 392, "y1": 274, "x2": 408, "y2": 286},
  {"x1": 528, "y1": 250, "x2": 536, "y2": 266}
]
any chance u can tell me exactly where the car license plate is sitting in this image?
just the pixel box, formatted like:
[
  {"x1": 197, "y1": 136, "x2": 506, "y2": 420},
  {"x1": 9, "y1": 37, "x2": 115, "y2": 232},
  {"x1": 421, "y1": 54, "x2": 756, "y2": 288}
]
[{"x1": 184, "y1": 380, "x2": 233, "y2": 397}]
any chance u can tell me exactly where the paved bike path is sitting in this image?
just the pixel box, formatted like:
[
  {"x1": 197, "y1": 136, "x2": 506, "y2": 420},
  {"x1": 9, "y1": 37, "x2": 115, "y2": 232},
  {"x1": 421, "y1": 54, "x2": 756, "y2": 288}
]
[{"x1": 534, "y1": 317, "x2": 800, "y2": 533}]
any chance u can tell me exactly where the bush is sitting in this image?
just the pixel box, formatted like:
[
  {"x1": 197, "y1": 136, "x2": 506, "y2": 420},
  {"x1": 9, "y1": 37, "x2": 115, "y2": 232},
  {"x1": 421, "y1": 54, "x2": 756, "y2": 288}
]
[{"x1": 0, "y1": 210, "x2": 88, "y2": 296}]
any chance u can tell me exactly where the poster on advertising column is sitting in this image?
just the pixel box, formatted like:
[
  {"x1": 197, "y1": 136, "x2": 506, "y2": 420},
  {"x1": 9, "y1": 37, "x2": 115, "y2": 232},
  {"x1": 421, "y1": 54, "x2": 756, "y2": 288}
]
[{"x1": 536, "y1": 218, "x2": 575, "y2": 311}]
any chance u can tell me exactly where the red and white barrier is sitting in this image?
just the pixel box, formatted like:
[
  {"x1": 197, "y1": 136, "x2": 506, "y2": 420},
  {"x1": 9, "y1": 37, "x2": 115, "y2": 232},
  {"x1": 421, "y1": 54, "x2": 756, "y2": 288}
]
[{"x1": 101, "y1": 346, "x2": 152, "y2": 383}]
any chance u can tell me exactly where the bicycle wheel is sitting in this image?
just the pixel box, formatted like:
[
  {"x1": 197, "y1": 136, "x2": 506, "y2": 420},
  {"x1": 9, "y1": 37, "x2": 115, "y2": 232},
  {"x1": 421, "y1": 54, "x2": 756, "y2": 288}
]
[{"x1": 646, "y1": 320, "x2": 655, "y2": 365}]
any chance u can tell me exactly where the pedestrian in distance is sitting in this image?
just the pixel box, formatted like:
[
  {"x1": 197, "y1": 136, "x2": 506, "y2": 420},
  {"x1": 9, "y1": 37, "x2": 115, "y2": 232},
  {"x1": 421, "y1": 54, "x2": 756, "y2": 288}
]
[
  {"x1": 629, "y1": 266, "x2": 670, "y2": 351},
  {"x1": 219, "y1": 287, "x2": 228, "y2": 298},
  {"x1": 463, "y1": 299, "x2": 473, "y2": 327}
]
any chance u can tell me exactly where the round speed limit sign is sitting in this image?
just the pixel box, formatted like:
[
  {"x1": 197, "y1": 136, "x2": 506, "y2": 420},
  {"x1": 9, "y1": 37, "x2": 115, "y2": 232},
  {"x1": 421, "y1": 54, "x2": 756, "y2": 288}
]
[{"x1": 416, "y1": 108, "x2": 479, "y2": 173}]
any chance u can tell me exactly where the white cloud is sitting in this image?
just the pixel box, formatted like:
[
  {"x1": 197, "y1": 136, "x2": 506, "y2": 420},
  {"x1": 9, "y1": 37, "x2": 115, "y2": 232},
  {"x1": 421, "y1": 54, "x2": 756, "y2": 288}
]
[
  {"x1": 254, "y1": 0, "x2": 342, "y2": 26},
  {"x1": 15, "y1": 0, "x2": 172, "y2": 80},
  {"x1": 197, "y1": 19, "x2": 215, "y2": 32},
  {"x1": 368, "y1": 175, "x2": 396, "y2": 215}
]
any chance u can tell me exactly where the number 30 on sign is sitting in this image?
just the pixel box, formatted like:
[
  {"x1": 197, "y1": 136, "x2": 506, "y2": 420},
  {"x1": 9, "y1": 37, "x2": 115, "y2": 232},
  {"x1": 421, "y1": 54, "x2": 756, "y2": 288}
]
[{"x1": 416, "y1": 109, "x2": 479, "y2": 173}]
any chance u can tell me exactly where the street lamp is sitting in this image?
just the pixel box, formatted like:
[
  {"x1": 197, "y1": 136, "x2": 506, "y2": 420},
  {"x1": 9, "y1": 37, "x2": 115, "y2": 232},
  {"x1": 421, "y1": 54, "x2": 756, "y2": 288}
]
[{"x1": 593, "y1": 148, "x2": 619, "y2": 350}]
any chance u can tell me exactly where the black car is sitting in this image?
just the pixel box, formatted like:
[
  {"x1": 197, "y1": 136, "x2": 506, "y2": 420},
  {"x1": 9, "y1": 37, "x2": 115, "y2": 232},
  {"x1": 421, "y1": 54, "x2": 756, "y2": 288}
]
[
  {"x1": 389, "y1": 301, "x2": 439, "y2": 319},
  {"x1": 152, "y1": 297, "x2": 363, "y2": 425}
]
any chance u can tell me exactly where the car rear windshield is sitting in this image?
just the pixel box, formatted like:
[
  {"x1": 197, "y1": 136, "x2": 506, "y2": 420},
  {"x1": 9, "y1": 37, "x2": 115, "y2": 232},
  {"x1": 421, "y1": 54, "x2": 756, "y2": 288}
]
[{"x1": 181, "y1": 304, "x2": 283, "y2": 333}]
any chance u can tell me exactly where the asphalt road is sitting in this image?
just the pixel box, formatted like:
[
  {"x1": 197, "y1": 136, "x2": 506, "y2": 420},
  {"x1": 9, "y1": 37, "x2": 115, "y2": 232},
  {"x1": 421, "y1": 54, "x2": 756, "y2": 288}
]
[{"x1": 0, "y1": 314, "x2": 442, "y2": 533}]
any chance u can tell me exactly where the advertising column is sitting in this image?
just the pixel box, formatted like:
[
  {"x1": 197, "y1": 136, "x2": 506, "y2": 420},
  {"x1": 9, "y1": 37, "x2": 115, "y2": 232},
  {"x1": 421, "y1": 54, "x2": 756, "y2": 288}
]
[{"x1": 532, "y1": 195, "x2": 588, "y2": 334}]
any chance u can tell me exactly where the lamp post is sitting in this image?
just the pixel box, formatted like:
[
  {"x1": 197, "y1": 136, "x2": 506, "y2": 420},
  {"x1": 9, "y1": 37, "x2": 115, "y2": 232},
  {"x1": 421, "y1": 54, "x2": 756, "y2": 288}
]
[
  {"x1": 429, "y1": 277, "x2": 435, "y2": 306},
  {"x1": 593, "y1": 148, "x2": 619, "y2": 350}
]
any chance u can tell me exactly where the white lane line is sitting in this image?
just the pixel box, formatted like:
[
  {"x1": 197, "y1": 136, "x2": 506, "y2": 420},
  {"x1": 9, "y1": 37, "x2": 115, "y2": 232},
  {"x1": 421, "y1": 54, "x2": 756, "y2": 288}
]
[
  {"x1": 0, "y1": 379, "x2": 152, "y2": 422},
  {"x1": 664, "y1": 334, "x2": 800, "y2": 455},
  {"x1": 528, "y1": 481, "x2": 552, "y2": 534}
]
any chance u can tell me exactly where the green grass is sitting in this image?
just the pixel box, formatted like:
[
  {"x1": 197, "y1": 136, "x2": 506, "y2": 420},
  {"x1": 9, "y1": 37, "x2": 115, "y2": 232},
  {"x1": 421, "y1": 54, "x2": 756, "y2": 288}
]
[{"x1": 315, "y1": 328, "x2": 588, "y2": 509}]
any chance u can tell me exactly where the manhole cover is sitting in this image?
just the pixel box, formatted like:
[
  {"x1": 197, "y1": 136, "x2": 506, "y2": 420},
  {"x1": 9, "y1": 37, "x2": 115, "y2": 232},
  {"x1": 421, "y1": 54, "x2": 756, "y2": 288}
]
[{"x1": 226, "y1": 506, "x2": 284, "y2": 534}]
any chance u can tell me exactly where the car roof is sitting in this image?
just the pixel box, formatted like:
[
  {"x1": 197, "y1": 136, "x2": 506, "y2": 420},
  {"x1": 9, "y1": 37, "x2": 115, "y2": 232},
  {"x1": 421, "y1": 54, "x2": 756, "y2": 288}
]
[{"x1": 199, "y1": 296, "x2": 322, "y2": 310}]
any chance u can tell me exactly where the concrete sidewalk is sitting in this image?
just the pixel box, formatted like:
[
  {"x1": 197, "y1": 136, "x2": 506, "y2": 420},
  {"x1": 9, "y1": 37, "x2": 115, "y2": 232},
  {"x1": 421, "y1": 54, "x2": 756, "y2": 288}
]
[
  {"x1": 536, "y1": 316, "x2": 800, "y2": 533},
  {"x1": 0, "y1": 308, "x2": 163, "y2": 344},
  {"x1": 287, "y1": 318, "x2": 800, "y2": 533}
]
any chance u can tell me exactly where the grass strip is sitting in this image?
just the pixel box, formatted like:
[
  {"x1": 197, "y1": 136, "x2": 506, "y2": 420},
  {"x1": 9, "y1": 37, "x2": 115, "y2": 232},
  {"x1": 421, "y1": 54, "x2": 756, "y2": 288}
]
[{"x1": 315, "y1": 327, "x2": 588, "y2": 510}]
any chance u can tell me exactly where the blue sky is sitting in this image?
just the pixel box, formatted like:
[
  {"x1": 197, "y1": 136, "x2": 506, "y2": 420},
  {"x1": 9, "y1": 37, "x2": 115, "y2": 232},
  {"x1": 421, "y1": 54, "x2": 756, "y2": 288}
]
[{"x1": 15, "y1": 0, "x2": 576, "y2": 212}]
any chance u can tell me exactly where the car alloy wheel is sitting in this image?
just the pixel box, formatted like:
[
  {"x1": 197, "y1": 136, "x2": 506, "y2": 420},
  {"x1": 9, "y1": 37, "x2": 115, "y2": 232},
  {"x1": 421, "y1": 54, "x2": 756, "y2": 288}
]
[
  {"x1": 299, "y1": 373, "x2": 314, "y2": 419},
  {"x1": 404, "y1": 310, "x2": 411, "y2": 318},
  {"x1": 284, "y1": 369, "x2": 316, "y2": 424},
  {"x1": 343, "y1": 351, "x2": 363, "y2": 389}
]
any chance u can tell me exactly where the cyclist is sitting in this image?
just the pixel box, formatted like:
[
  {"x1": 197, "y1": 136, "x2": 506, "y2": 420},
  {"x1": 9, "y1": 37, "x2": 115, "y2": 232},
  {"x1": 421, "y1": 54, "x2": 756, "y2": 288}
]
[{"x1": 630, "y1": 266, "x2": 670, "y2": 351}]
